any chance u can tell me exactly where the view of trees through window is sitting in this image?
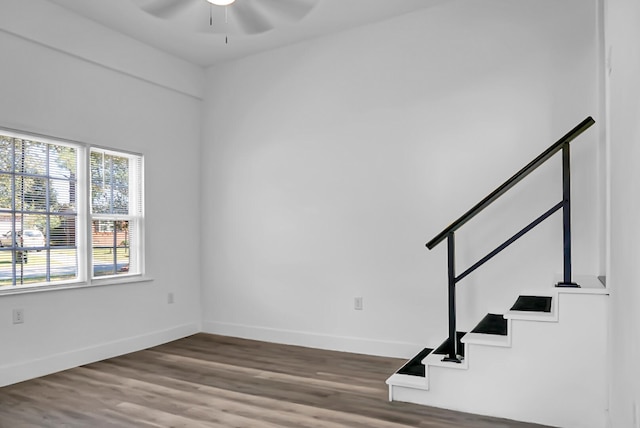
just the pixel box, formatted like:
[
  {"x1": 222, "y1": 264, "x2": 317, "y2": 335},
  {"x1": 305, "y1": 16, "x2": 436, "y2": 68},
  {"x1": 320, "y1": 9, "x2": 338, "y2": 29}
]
[{"x1": 0, "y1": 131, "x2": 143, "y2": 288}]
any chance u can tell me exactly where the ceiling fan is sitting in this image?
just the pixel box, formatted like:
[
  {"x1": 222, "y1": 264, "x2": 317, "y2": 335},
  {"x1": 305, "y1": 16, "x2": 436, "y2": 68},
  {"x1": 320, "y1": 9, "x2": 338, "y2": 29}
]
[{"x1": 133, "y1": 0, "x2": 318, "y2": 36}]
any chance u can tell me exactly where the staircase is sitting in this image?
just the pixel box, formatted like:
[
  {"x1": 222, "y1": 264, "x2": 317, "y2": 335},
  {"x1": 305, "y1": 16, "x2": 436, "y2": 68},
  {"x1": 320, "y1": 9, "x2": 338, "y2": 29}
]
[
  {"x1": 386, "y1": 277, "x2": 608, "y2": 428},
  {"x1": 387, "y1": 117, "x2": 609, "y2": 428}
]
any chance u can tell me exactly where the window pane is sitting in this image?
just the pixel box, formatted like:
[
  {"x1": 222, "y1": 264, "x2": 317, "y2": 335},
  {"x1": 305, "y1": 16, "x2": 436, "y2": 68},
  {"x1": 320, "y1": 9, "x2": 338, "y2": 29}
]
[
  {"x1": 0, "y1": 249, "x2": 12, "y2": 287},
  {"x1": 49, "y1": 145, "x2": 77, "y2": 179},
  {"x1": 15, "y1": 140, "x2": 47, "y2": 176},
  {"x1": 90, "y1": 151, "x2": 105, "y2": 213},
  {"x1": 0, "y1": 249, "x2": 40, "y2": 286},
  {"x1": 16, "y1": 249, "x2": 45, "y2": 284},
  {"x1": 92, "y1": 247, "x2": 130, "y2": 277},
  {"x1": 92, "y1": 219, "x2": 130, "y2": 277},
  {"x1": 50, "y1": 248, "x2": 78, "y2": 282},
  {"x1": 16, "y1": 214, "x2": 46, "y2": 248},
  {"x1": 15, "y1": 176, "x2": 48, "y2": 212},
  {"x1": 91, "y1": 151, "x2": 129, "y2": 214},
  {"x1": 0, "y1": 214, "x2": 12, "y2": 241},
  {"x1": 0, "y1": 138, "x2": 12, "y2": 172},
  {"x1": 49, "y1": 178, "x2": 76, "y2": 213},
  {"x1": 0, "y1": 250, "x2": 26, "y2": 285},
  {"x1": 49, "y1": 215, "x2": 76, "y2": 247},
  {"x1": 0, "y1": 228, "x2": 16, "y2": 248},
  {"x1": 0, "y1": 173, "x2": 11, "y2": 210},
  {"x1": 111, "y1": 157, "x2": 129, "y2": 214},
  {"x1": 115, "y1": 220, "x2": 129, "y2": 248}
]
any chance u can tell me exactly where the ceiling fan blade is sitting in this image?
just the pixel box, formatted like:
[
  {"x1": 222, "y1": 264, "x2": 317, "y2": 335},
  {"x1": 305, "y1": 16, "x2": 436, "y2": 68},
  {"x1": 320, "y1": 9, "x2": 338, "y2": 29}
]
[
  {"x1": 137, "y1": 0, "x2": 199, "y2": 19},
  {"x1": 231, "y1": 1, "x2": 274, "y2": 34},
  {"x1": 136, "y1": 0, "x2": 319, "y2": 36},
  {"x1": 254, "y1": 0, "x2": 317, "y2": 22}
]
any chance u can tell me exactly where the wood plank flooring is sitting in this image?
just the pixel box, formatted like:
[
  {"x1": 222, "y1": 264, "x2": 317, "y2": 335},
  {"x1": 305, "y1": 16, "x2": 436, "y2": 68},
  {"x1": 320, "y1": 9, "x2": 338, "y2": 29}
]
[{"x1": 0, "y1": 333, "x2": 552, "y2": 427}]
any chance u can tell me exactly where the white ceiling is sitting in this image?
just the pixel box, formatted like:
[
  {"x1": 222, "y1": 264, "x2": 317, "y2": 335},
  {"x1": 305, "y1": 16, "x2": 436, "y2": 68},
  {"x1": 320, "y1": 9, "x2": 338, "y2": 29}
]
[{"x1": 47, "y1": 0, "x2": 445, "y2": 67}]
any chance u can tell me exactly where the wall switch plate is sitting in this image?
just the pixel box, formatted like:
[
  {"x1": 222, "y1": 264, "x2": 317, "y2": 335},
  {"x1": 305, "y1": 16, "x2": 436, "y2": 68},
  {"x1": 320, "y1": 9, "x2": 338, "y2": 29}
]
[
  {"x1": 354, "y1": 297, "x2": 363, "y2": 310},
  {"x1": 168, "y1": 292, "x2": 174, "y2": 304},
  {"x1": 13, "y1": 309, "x2": 24, "y2": 324}
]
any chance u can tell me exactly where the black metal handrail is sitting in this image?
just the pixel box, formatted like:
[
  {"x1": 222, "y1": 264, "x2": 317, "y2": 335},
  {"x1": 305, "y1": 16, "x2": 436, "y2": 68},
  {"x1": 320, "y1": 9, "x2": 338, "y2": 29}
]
[
  {"x1": 427, "y1": 117, "x2": 595, "y2": 250},
  {"x1": 426, "y1": 116, "x2": 595, "y2": 363}
]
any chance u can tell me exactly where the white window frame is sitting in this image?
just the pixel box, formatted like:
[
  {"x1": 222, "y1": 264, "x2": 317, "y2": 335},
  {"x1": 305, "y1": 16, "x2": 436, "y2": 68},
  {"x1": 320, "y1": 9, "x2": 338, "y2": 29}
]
[
  {"x1": 0, "y1": 127, "x2": 146, "y2": 295},
  {"x1": 89, "y1": 147, "x2": 144, "y2": 281}
]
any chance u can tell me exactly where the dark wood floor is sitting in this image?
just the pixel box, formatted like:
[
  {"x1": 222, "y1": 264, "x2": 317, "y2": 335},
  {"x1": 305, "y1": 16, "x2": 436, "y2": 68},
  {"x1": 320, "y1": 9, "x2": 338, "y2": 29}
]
[{"x1": 0, "y1": 334, "x2": 551, "y2": 427}]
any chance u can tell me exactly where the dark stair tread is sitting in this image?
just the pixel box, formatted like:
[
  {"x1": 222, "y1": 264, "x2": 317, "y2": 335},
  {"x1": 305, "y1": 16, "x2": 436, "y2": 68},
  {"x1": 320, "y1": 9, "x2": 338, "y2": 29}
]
[
  {"x1": 433, "y1": 331, "x2": 466, "y2": 357},
  {"x1": 396, "y1": 347, "x2": 434, "y2": 377},
  {"x1": 510, "y1": 295, "x2": 552, "y2": 312},
  {"x1": 470, "y1": 313, "x2": 508, "y2": 336}
]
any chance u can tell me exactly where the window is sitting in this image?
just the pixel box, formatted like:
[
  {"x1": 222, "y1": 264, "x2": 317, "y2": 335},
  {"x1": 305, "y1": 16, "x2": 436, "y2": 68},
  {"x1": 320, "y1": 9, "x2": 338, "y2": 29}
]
[
  {"x1": 0, "y1": 129, "x2": 144, "y2": 290},
  {"x1": 90, "y1": 149, "x2": 143, "y2": 278}
]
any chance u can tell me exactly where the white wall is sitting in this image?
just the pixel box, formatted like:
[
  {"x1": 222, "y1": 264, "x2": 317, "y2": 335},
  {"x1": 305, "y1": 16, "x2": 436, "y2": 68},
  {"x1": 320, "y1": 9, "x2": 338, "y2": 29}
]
[
  {"x1": 606, "y1": 0, "x2": 640, "y2": 426},
  {"x1": 0, "y1": 1, "x2": 204, "y2": 386},
  {"x1": 201, "y1": 0, "x2": 600, "y2": 357}
]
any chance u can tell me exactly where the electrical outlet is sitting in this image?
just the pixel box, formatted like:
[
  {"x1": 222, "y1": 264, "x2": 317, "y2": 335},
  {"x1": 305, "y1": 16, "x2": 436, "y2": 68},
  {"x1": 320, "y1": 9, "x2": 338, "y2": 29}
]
[
  {"x1": 354, "y1": 297, "x2": 363, "y2": 310},
  {"x1": 13, "y1": 309, "x2": 24, "y2": 324},
  {"x1": 168, "y1": 292, "x2": 174, "y2": 304}
]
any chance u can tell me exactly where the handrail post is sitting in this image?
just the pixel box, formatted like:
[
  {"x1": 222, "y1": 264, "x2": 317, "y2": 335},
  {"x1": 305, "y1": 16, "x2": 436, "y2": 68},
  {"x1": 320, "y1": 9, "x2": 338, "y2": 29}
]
[
  {"x1": 443, "y1": 232, "x2": 461, "y2": 362},
  {"x1": 557, "y1": 143, "x2": 579, "y2": 288}
]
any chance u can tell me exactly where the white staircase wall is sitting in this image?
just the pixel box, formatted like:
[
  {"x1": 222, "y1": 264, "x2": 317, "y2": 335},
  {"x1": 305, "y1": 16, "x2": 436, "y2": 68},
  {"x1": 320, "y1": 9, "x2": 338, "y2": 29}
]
[{"x1": 389, "y1": 289, "x2": 608, "y2": 428}]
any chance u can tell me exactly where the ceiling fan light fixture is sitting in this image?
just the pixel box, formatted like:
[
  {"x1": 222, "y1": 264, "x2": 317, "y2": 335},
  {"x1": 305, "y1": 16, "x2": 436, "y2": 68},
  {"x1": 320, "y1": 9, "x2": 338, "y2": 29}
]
[{"x1": 207, "y1": 0, "x2": 236, "y2": 5}]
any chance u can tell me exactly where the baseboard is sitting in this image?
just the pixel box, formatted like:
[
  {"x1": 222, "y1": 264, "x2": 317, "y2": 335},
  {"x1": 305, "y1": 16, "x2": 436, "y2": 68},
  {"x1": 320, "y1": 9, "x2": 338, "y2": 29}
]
[
  {"x1": 2, "y1": 320, "x2": 421, "y2": 388},
  {"x1": 0, "y1": 322, "x2": 199, "y2": 387},
  {"x1": 203, "y1": 320, "x2": 421, "y2": 359}
]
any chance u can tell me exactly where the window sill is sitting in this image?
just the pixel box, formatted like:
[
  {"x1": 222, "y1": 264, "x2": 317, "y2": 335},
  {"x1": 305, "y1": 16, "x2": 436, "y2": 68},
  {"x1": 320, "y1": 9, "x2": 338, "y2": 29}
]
[
  {"x1": 89, "y1": 274, "x2": 154, "y2": 288},
  {"x1": 0, "y1": 275, "x2": 154, "y2": 296}
]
